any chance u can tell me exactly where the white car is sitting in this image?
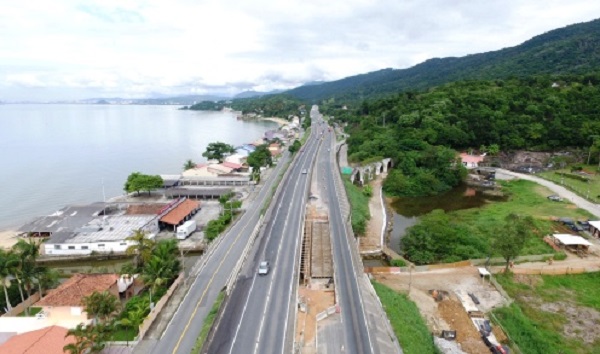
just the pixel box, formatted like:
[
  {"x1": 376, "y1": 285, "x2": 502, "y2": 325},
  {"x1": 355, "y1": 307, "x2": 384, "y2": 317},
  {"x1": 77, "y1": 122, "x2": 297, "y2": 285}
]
[
  {"x1": 302, "y1": 169, "x2": 307, "y2": 174},
  {"x1": 258, "y1": 261, "x2": 270, "y2": 275}
]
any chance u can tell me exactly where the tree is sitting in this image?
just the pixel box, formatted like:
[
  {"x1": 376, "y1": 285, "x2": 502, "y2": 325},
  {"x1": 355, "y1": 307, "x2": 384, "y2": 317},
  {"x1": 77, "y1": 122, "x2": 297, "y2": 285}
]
[
  {"x1": 0, "y1": 249, "x2": 18, "y2": 311},
  {"x1": 492, "y1": 214, "x2": 534, "y2": 272},
  {"x1": 12, "y1": 238, "x2": 41, "y2": 315},
  {"x1": 288, "y1": 140, "x2": 302, "y2": 154},
  {"x1": 183, "y1": 159, "x2": 196, "y2": 171},
  {"x1": 116, "y1": 304, "x2": 147, "y2": 346},
  {"x1": 247, "y1": 144, "x2": 273, "y2": 176},
  {"x1": 202, "y1": 142, "x2": 235, "y2": 162},
  {"x1": 64, "y1": 323, "x2": 91, "y2": 354},
  {"x1": 126, "y1": 229, "x2": 156, "y2": 271},
  {"x1": 82, "y1": 291, "x2": 121, "y2": 324},
  {"x1": 64, "y1": 322, "x2": 112, "y2": 354},
  {"x1": 142, "y1": 257, "x2": 175, "y2": 309},
  {"x1": 124, "y1": 172, "x2": 163, "y2": 196}
]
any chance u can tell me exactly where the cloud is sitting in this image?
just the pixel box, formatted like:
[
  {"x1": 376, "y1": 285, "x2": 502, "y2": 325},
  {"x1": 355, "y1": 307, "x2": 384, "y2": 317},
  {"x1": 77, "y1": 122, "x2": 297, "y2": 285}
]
[{"x1": 0, "y1": 0, "x2": 599, "y2": 100}]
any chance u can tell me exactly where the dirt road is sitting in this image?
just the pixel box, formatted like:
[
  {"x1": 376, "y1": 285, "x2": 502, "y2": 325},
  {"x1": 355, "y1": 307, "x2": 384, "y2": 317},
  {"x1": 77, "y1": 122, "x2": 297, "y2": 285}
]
[{"x1": 497, "y1": 169, "x2": 600, "y2": 218}]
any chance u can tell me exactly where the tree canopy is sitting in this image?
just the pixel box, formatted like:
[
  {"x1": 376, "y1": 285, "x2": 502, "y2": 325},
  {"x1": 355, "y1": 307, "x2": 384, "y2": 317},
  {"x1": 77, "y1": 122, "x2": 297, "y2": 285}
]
[
  {"x1": 124, "y1": 173, "x2": 163, "y2": 196},
  {"x1": 202, "y1": 142, "x2": 235, "y2": 162},
  {"x1": 247, "y1": 144, "x2": 273, "y2": 173}
]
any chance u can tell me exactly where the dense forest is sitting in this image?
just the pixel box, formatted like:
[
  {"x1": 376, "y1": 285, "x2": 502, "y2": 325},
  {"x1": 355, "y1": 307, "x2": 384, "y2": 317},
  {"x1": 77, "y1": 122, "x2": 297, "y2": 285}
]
[
  {"x1": 287, "y1": 18, "x2": 600, "y2": 102},
  {"x1": 186, "y1": 95, "x2": 304, "y2": 119},
  {"x1": 326, "y1": 74, "x2": 600, "y2": 196}
]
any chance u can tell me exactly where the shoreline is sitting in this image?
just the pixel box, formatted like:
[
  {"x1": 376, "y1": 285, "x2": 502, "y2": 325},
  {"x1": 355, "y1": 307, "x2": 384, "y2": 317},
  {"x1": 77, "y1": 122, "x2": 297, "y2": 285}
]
[{"x1": 260, "y1": 117, "x2": 289, "y2": 126}]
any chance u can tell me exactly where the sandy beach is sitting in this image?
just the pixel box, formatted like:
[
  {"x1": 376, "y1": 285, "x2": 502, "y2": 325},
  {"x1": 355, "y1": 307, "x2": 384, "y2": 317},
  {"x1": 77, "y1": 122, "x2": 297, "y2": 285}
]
[
  {"x1": 0, "y1": 230, "x2": 21, "y2": 249},
  {"x1": 261, "y1": 117, "x2": 289, "y2": 126}
]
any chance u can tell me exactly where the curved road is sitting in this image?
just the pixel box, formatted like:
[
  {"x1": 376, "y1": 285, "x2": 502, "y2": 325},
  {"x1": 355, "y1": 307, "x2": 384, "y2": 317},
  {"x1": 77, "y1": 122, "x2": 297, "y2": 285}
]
[{"x1": 498, "y1": 169, "x2": 600, "y2": 218}]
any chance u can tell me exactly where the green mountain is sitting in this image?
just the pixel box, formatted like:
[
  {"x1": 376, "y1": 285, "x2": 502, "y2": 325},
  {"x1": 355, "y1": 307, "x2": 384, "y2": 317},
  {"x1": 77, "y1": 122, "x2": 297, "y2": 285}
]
[{"x1": 286, "y1": 18, "x2": 600, "y2": 101}]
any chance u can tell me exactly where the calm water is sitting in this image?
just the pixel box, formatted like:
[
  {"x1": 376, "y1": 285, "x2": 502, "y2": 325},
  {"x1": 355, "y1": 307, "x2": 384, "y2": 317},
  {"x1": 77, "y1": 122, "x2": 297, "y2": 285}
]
[
  {"x1": 0, "y1": 104, "x2": 277, "y2": 230},
  {"x1": 387, "y1": 184, "x2": 507, "y2": 253}
]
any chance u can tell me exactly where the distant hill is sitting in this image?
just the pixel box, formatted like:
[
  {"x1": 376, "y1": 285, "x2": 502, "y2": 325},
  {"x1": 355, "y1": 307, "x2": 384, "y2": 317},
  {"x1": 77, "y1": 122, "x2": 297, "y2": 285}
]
[
  {"x1": 286, "y1": 18, "x2": 600, "y2": 101},
  {"x1": 233, "y1": 89, "x2": 284, "y2": 99}
]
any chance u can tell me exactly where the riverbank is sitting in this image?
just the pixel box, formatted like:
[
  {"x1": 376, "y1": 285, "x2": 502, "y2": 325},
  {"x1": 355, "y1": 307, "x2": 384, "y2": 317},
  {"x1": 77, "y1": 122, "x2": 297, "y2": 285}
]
[{"x1": 0, "y1": 230, "x2": 19, "y2": 249}]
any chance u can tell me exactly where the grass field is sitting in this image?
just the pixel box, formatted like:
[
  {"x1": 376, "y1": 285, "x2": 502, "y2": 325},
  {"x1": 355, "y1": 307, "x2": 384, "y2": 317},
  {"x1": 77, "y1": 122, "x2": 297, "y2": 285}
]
[
  {"x1": 453, "y1": 179, "x2": 594, "y2": 256},
  {"x1": 493, "y1": 272, "x2": 600, "y2": 354},
  {"x1": 538, "y1": 166, "x2": 600, "y2": 204},
  {"x1": 372, "y1": 282, "x2": 440, "y2": 354}
]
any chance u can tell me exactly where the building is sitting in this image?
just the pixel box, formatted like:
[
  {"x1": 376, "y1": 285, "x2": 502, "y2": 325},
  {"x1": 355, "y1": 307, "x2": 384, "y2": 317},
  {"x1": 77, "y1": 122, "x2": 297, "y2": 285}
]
[
  {"x1": 0, "y1": 326, "x2": 74, "y2": 354},
  {"x1": 35, "y1": 273, "x2": 124, "y2": 324},
  {"x1": 552, "y1": 234, "x2": 592, "y2": 253},
  {"x1": 43, "y1": 215, "x2": 158, "y2": 256},
  {"x1": 159, "y1": 198, "x2": 200, "y2": 230},
  {"x1": 459, "y1": 153, "x2": 486, "y2": 169}
]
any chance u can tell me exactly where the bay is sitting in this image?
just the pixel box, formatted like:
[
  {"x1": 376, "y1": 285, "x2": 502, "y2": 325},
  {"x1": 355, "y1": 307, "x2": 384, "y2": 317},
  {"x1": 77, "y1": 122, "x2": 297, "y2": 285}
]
[{"x1": 0, "y1": 104, "x2": 277, "y2": 230}]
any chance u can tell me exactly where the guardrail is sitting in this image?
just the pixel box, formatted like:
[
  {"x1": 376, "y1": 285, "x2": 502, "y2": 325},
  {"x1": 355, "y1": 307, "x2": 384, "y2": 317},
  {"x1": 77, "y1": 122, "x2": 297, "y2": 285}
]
[{"x1": 224, "y1": 216, "x2": 264, "y2": 294}]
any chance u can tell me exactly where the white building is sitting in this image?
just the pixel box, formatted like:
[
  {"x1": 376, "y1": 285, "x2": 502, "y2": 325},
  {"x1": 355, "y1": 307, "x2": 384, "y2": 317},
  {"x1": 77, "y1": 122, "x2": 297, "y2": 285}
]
[{"x1": 44, "y1": 215, "x2": 158, "y2": 256}]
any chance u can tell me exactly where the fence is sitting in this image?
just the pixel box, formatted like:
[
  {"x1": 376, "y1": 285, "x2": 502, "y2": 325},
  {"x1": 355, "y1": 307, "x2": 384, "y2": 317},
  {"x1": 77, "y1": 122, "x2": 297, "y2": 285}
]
[
  {"x1": 2, "y1": 292, "x2": 41, "y2": 317},
  {"x1": 499, "y1": 266, "x2": 587, "y2": 275},
  {"x1": 137, "y1": 272, "x2": 184, "y2": 341}
]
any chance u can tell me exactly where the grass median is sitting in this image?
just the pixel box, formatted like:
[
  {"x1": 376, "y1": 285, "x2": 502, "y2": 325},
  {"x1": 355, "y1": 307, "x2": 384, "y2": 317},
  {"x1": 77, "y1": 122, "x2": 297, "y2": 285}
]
[{"x1": 191, "y1": 291, "x2": 225, "y2": 354}]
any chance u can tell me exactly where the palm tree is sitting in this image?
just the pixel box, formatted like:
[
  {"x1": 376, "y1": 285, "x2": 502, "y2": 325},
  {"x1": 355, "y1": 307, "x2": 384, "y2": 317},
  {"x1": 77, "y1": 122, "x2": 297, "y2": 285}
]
[
  {"x1": 0, "y1": 249, "x2": 17, "y2": 311},
  {"x1": 82, "y1": 291, "x2": 121, "y2": 324},
  {"x1": 183, "y1": 159, "x2": 196, "y2": 171},
  {"x1": 142, "y1": 256, "x2": 176, "y2": 309},
  {"x1": 116, "y1": 304, "x2": 147, "y2": 345},
  {"x1": 125, "y1": 229, "x2": 155, "y2": 271},
  {"x1": 64, "y1": 323, "x2": 91, "y2": 354},
  {"x1": 11, "y1": 238, "x2": 41, "y2": 315}
]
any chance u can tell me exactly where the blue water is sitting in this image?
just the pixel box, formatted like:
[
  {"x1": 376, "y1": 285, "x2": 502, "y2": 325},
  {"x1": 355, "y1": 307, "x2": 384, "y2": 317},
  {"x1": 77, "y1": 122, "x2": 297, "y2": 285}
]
[{"x1": 0, "y1": 104, "x2": 277, "y2": 229}]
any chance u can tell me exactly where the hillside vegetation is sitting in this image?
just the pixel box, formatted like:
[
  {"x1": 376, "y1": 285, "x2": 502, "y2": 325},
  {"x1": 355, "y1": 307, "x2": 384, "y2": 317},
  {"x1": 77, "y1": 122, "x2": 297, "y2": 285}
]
[
  {"x1": 287, "y1": 18, "x2": 600, "y2": 102},
  {"x1": 186, "y1": 95, "x2": 304, "y2": 118}
]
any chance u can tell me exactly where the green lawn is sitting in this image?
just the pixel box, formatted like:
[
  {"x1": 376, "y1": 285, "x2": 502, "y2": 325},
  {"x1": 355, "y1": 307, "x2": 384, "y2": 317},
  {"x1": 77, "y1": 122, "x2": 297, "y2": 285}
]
[
  {"x1": 17, "y1": 307, "x2": 42, "y2": 317},
  {"x1": 111, "y1": 326, "x2": 137, "y2": 341},
  {"x1": 493, "y1": 272, "x2": 600, "y2": 354},
  {"x1": 538, "y1": 167, "x2": 600, "y2": 204},
  {"x1": 372, "y1": 282, "x2": 439, "y2": 354}
]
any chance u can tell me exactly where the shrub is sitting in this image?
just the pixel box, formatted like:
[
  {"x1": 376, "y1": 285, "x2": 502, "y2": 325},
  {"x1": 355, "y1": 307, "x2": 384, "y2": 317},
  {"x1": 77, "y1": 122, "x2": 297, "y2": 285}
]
[{"x1": 390, "y1": 259, "x2": 407, "y2": 267}]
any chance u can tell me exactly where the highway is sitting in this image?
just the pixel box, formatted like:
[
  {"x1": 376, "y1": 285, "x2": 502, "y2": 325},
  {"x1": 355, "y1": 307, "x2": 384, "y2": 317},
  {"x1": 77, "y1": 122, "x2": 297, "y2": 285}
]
[
  {"x1": 206, "y1": 107, "x2": 322, "y2": 354},
  {"x1": 138, "y1": 133, "x2": 295, "y2": 354},
  {"x1": 320, "y1": 114, "x2": 375, "y2": 353}
]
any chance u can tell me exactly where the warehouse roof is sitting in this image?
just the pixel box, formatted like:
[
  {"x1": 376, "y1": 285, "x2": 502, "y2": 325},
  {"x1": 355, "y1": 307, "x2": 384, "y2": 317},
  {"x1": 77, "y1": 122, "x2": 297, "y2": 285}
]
[{"x1": 160, "y1": 199, "x2": 199, "y2": 225}]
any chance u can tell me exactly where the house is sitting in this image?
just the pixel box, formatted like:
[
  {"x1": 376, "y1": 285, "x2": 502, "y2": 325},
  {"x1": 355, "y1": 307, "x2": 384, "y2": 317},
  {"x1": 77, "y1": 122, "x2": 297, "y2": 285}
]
[
  {"x1": 222, "y1": 161, "x2": 243, "y2": 172},
  {"x1": 182, "y1": 165, "x2": 214, "y2": 178},
  {"x1": 590, "y1": 221, "x2": 600, "y2": 238},
  {"x1": 35, "y1": 274, "x2": 125, "y2": 324},
  {"x1": 207, "y1": 163, "x2": 234, "y2": 175},
  {"x1": 224, "y1": 154, "x2": 247, "y2": 166},
  {"x1": 268, "y1": 143, "x2": 282, "y2": 157},
  {"x1": 0, "y1": 326, "x2": 74, "y2": 354},
  {"x1": 459, "y1": 153, "x2": 486, "y2": 169}
]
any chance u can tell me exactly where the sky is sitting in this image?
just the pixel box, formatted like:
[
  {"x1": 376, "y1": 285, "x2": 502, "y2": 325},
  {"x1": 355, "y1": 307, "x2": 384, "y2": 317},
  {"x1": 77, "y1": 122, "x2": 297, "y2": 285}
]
[{"x1": 1, "y1": 0, "x2": 599, "y2": 101}]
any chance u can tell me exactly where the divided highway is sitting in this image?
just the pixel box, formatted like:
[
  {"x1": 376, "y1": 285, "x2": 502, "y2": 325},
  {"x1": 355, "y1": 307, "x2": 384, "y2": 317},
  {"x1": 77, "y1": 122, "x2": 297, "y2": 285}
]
[
  {"x1": 138, "y1": 138, "x2": 294, "y2": 354},
  {"x1": 206, "y1": 108, "x2": 322, "y2": 354}
]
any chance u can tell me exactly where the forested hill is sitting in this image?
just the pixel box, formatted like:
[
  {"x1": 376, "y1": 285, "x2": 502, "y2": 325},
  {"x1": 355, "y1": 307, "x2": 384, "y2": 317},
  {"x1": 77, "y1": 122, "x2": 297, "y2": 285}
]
[{"x1": 286, "y1": 18, "x2": 600, "y2": 102}]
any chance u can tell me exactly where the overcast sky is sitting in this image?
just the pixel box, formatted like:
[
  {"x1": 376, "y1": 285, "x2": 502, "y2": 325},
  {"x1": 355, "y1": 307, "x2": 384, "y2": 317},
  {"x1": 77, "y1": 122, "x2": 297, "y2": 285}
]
[{"x1": 1, "y1": 1, "x2": 599, "y2": 101}]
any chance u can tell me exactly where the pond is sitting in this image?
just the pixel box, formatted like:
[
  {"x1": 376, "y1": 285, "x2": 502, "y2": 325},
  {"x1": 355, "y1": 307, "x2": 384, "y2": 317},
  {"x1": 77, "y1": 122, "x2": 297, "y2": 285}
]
[{"x1": 387, "y1": 184, "x2": 507, "y2": 254}]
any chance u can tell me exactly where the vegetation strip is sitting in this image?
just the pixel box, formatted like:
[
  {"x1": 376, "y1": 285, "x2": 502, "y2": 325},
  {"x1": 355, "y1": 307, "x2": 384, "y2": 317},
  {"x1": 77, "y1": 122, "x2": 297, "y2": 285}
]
[
  {"x1": 342, "y1": 178, "x2": 371, "y2": 235},
  {"x1": 372, "y1": 282, "x2": 440, "y2": 354},
  {"x1": 191, "y1": 291, "x2": 226, "y2": 354}
]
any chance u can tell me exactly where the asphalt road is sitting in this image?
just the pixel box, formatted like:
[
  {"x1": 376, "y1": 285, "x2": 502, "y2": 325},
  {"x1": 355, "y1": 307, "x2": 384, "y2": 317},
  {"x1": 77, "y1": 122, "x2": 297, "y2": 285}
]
[
  {"x1": 138, "y1": 140, "x2": 293, "y2": 354},
  {"x1": 206, "y1": 107, "x2": 322, "y2": 354},
  {"x1": 320, "y1": 112, "x2": 375, "y2": 354}
]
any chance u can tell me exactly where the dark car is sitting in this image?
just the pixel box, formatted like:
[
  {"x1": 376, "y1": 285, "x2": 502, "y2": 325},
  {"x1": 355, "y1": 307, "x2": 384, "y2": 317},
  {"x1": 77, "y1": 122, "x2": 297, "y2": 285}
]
[
  {"x1": 547, "y1": 195, "x2": 563, "y2": 202},
  {"x1": 570, "y1": 224, "x2": 584, "y2": 233},
  {"x1": 578, "y1": 221, "x2": 590, "y2": 230}
]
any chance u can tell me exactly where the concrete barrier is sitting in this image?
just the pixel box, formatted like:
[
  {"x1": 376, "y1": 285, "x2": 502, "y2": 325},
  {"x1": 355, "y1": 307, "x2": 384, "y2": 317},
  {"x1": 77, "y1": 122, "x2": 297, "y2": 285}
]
[{"x1": 137, "y1": 272, "x2": 184, "y2": 341}]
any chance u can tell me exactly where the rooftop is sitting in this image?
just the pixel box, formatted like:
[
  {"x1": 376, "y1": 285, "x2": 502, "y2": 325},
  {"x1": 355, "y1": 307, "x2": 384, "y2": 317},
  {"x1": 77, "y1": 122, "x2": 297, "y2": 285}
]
[
  {"x1": 160, "y1": 199, "x2": 200, "y2": 225},
  {"x1": 459, "y1": 153, "x2": 486, "y2": 164},
  {"x1": 46, "y1": 215, "x2": 157, "y2": 244},
  {"x1": 18, "y1": 204, "x2": 107, "y2": 234},
  {"x1": 126, "y1": 204, "x2": 168, "y2": 215},
  {"x1": 36, "y1": 273, "x2": 119, "y2": 307},
  {"x1": 0, "y1": 326, "x2": 74, "y2": 354},
  {"x1": 553, "y1": 234, "x2": 592, "y2": 246},
  {"x1": 164, "y1": 188, "x2": 232, "y2": 198}
]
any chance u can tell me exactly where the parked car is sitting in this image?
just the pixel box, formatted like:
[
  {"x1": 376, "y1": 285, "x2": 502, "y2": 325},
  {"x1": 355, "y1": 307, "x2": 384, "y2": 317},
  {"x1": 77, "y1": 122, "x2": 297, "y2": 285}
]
[
  {"x1": 578, "y1": 220, "x2": 590, "y2": 230},
  {"x1": 258, "y1": 261, "x2": 270, "y2": 275},
  {"x1": 547, "y1": 195, "x2": 563, "y2": 202},
  {"x1": 570, "y1": 224, "x2": 584, "y2": 233}
]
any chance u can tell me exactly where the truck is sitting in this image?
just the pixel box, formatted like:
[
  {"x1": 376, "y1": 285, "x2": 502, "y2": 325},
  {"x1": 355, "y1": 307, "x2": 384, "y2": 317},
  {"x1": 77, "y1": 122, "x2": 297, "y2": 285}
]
[{"x1": 176, "y1": 220, "x2": 197, "y2": 240}]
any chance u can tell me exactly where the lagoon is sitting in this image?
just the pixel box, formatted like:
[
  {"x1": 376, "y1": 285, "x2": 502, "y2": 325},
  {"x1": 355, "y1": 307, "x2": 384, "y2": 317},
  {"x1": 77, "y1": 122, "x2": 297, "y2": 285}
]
[{"x1": 0, "y1": 104, "x2": 277, "y2": 230}]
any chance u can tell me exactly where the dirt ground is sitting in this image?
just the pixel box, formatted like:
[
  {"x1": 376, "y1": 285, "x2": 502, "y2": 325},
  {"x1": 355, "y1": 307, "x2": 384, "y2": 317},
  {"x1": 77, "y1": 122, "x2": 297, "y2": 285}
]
[
  {"x1": 374, "y1": 266, "x2": 508, "y2": 354},
  {"x1": 295, "y1": 286, "x2": 335, "y2": 353}
]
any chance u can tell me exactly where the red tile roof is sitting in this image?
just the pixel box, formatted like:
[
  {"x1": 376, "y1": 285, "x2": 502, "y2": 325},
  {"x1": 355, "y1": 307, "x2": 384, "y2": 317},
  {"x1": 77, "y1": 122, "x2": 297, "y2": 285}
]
[
  {"x1": 36, "y1": 273, "x2": 119, "y2": 307},
  {"x1": 0, "y1": 326, "x2": 74, "y2": 354},
  {"x1": 160, "y1": 199, "x2": 200, "y2": 225},
  {"x1": 459, "y1": 153, "x2": 485, "y2": 164}
]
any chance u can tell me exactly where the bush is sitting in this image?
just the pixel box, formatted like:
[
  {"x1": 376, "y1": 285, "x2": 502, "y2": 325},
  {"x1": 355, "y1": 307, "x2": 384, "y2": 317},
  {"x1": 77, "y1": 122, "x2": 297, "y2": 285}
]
[{"x1": 390, "y1": 259, "x2": 407, "y2": 267}]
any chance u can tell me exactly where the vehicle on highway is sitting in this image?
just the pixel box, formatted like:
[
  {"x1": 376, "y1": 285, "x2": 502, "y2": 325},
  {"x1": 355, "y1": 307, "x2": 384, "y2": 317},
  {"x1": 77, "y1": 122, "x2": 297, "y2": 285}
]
[
  {"x1": 302, "y1": 169, "x2": 307, "y2": 174},
  {"x1": 547, "y1": 195, "x2": 563, "y2": 202},
  {"x1": 258, "y1": 261, "x2": 270, "y2": 275}
]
